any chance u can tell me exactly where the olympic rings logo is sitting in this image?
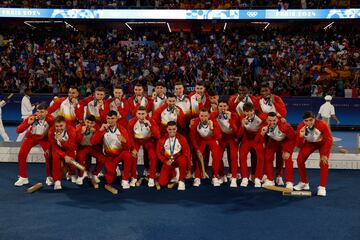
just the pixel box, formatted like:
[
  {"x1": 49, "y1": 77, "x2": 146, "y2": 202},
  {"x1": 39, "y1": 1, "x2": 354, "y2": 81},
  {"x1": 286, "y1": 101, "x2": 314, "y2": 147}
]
[{"x1": 246, "y1": 11, "x2": 258, "y2": 17}]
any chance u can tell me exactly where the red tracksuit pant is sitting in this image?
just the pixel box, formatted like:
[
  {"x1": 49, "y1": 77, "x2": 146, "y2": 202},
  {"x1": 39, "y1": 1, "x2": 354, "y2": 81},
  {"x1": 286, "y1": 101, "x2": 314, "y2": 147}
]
[
  {"x1": 131, "y1": 140, "x2": 157, "y2": 179},
  {"x1": 218, "y1": 138, "x2": 238, "y2": 178},
  {"x1": 239, "y1": 138, "x2": 265, "y2": 179},
  {"x1": 105, "y1": 151, "x2": 131, "y2": 185},
  {"x1": 158, "y1": 155, "x2": 187, "y2": 186},
  {"x1": 194, "y1": 140, "x2": 221, "y2": 178},
  {"x1": 265, "y1": 140, "x2": 294, "y2": 182},
  {"x1": 52, "y1": 150, "x2": 76, "y2": 182},
  {"x1": 18, "y1": 138, "x2": 51, "y2": 178},
  {"x1": 297, "y1": 142, "x2": 330, "y2": 187},
  {"x1": 77, "y1": 146, "x2": 106, "y2": 177}
]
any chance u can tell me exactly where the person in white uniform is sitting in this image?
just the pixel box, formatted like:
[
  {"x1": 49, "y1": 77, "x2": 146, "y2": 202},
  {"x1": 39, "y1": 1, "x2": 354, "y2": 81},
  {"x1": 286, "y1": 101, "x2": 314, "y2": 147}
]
[
  {"x1": 0, "y1": 93, "x2": 13, "y2": 142},
  {"x1": 317, "y1": 95, "x2": 340, "y2": 127},
  {"x1": 16, "y1": 89, "x2": 35, "y2": 142}
]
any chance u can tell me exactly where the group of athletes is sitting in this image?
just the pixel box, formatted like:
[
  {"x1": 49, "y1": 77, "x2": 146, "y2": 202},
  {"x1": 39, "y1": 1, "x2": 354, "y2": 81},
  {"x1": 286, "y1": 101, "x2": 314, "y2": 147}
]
[{"x1": 13, "y1": 81, "x2": 333, "y2": 196}]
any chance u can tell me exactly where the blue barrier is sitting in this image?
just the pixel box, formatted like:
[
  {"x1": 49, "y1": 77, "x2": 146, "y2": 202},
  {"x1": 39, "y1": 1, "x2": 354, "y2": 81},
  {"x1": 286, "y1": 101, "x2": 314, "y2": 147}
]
[{"x1": 1, "y1": 95, "x2": 359, "y2": 126}]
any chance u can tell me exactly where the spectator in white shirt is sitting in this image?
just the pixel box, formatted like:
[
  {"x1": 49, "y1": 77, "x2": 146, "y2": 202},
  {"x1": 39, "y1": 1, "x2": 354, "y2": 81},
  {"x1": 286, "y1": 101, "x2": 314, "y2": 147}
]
[
  {"x1": 16, "y1": 88, "x2": 35, "y2": 142},
  {"x1": 316, "y1": 95, "x2": 340, "y2": 127},
  {"x1": 0, "y1": 94, "x2": 13, "y2": 142}
]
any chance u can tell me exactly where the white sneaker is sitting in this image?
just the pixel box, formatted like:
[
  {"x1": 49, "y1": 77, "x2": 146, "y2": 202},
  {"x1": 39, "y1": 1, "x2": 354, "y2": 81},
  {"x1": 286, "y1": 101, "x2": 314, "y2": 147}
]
[
  {"x1": 143, "y1": 169, "x2": 149, "y2": 177},
  {"x1": 193, "y1": 178, "x2": 201, "y2": 187},
  {"x1": 148, "y1": 178, "x2": 155, "y2": 187},
  {"x1": 46, "y1": 177, "x2": 54, "y2": 186},
  {"x1": 261, "y1": 174, "x2": 268, "y2": 183},
  {"x1": 170, "y1": 177, "x2": 178, "y2": 183},
  {"x1": 130, "y1": 178, "x2": 137, "y2": 187},
  {"x1": 222, "y1": 176, "x2": 228, "y2": 183},
  {"x1": 177, "y1": 181, "x2": 185, "y2": 191},
  {"x1": 212, "y1": 177, "x2": 221, "y2": 187},
  {"x1": 70, "y1": 175, "x2": 77, "y2": 183},
  {"x1": 14, "y1": 177, "x2": 29, "y2": 186},
  {"x1": 121, "y1": 180, "x2": 130, "y2": 189},
  {"x1": 276, "y1": 176, "x2": 284, "y2": 186},
  {"x1": 227, "y1": 173, "x2": 232, "y2": 179},
  {"x1": 116, "y1": 166, "x2": 122, "y2": 177},
  {"x1": 230, "y1": 178, "x2": 237, "y2": 188},
  {"x1": 54, "y1": 181, "x2": 62, "y2": 190},
  {"x1": 76, "y1": 175, "x2": 85, "y2": 185},
  {"x1": 317, "y1": 186, "x2": 326, "y2": 197},
  {"x1": 240, "y1": 178, "x2": 249, "y2": 187},
  {"x1": 254, "y1": 178, "x2": 261, "y2": 188},
  {"x1": 262, "y1": 180, "x2": 275, "y2": 187},
  {"x1": 286, "y1": 182, "x2": 293, "y2": 190},
  {"x1": 294, "y1": 182, "x2": 310, "y2": 191}
]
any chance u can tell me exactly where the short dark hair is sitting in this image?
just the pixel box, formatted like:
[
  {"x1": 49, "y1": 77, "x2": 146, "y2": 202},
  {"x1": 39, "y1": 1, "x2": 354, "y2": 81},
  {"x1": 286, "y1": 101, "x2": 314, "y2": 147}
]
[
  {"x1": 95, "y1": 87, "x2": 106, "y2": 93},
  {"x1": 24, "y1": 88, "x2": 31, "y2": 93},
  {"x1": 107, "y1": 110, "x2": 118, "y2": 117},
  {"x1": 260, "y1": 83, "x2": 271, "y2": 90},
  {"x1": 167, "y1": 93, "x2": 176, "y2": 98},
  {"x1": 196, "y1": 81, "x2": 205, "y2": 87},
  {"x1": 134, "y1": 82, "x2": 144, "y2": 89},
  {"x1": 242, "y1": 102, "x2": 254, "y2": 112},
  {"x1": 218, "y1": 100, "x2": 228, "y2": 105},
  {"x1": 167, "y1": 121, "x2": 177, "y2": 127},
  {"x1": 36, "y1": 103, "x2": 48, "y2": 110},
  {"x1": 155, "y1": 81, "x2": 165, "y2": 87},
  {"x1": 268, "y1": 112, "x2": 277, "y2": 117},
  {"x1": 239, "y1": 83, "x2": 248, "y2": 89},
  {"x1": 55, "y1": 115, "x2": 65, "y2": 123},
  {"x1": 137, "y1": 106, "x2": 147, "y2": 112},
  {"x1": 69, "y1": 85, "x2": 79, "y2": 91},
  {"x1": 174, "y1": 82, "x2": 184, "y2": 86},
  {"x1": 200, "y1": 108, "x2": 209, "y2": 113},
  {"x1": 114, "y1": 85, "x2": 123, "y2": 91},
  {"x1": 86, "y1": 114, "x2": 96, "y2": 122},
  {"x1": 303, "y1": 111, "x2": 314, "y2": 119}
]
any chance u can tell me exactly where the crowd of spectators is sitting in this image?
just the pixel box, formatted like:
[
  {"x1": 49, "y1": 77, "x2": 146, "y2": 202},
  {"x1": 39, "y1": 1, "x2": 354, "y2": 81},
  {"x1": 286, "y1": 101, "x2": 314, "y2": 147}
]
[
  {"x1": 0, "y1": 26, "x2": 359, "y2": 98},
  {"x1": 0, "y1": 0, "x2": 357, "y2": 9}
]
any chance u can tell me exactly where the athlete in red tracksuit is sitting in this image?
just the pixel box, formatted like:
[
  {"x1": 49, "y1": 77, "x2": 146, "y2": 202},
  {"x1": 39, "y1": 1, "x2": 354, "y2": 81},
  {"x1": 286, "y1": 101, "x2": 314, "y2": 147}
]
[
  {"x1": 75, "y1": 114, "x2": 106, "y2": 185},
  {"x1": 151, "y1": 81, "x2": 167, "y2": 112},
  {"x1": 127, "y1": 106, "x2": 161, "y2": 187},
  {"x1": 256, "y1": 83, "x2": 287, "y2": 184},
  {"x1": 156, "y1": 121, "x2": 191, "y2": 190},
  {"x1": 14, "y1": 104, "x2": 55, "y2": 187},
  {"x1": 48, "y1": 116, "x2": 77, "y2": 190},
  {"x1": 90, "y1": 110, "x2": 133, "y2": 189},
  {"x1": 257, "y1": 83, "x2": 287, "y2": 118},
  {"x1": 47, "y1": 86, "x2": 90, "y2": 126},
  {"x1": 128, "y1": 83, "x2": 153, "y2": 118},
  {"x1": 174, "y1": 81, "x2": 193, "y2": 177},
  {"x1": 152, "y1": 93, "x2": 186, "y2": 134},
  {"x1": 105, "y1": 85, "x2": 130, "y2": 127},
  {"x1": 211, "y1": 100, "x2": 240, "y2": 187},
  {"x1": 190, "y1": 108, "x2": 222, "y2": 187},
  {"x1": 258, "y1": 112, "x2": 296, "y2": 189},
  {"x1": 83, "y1": 87, "x2": 109, "y2": 125},
  {"x1": 174, "y1": 82, "x2": 191, "y2": 128},
  {"x1": 188, "y1": 81, "x2": 211, "y2": 118},
  {"x1": 228, "y1": 84, "x2": 259, "y2": 117},
  {"x1": 237, "y1": 102, "x2": 267, "y2": 188},
  {"x1": 294, "y1": 111, "x2": 333, "y2": 197}
]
